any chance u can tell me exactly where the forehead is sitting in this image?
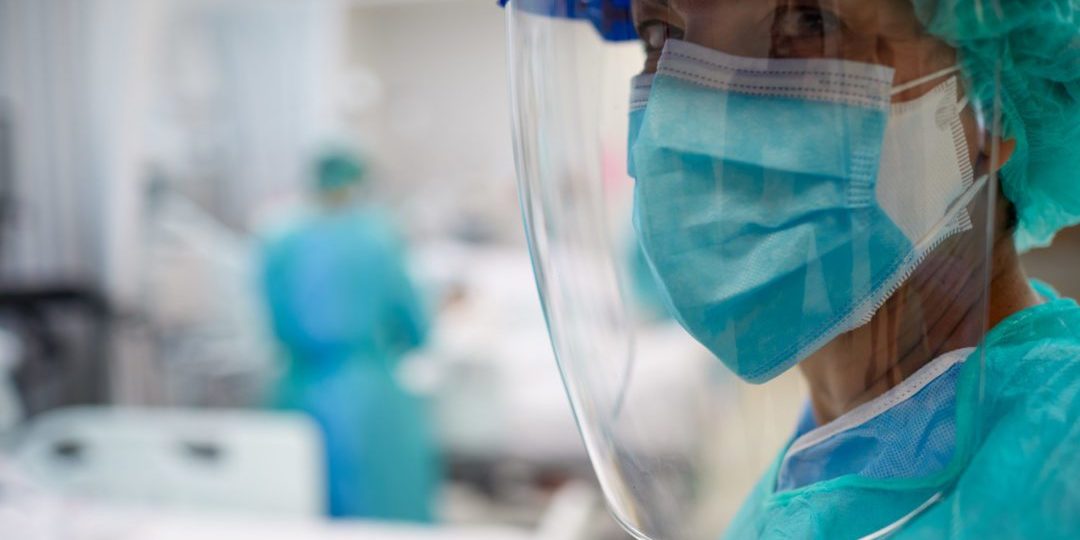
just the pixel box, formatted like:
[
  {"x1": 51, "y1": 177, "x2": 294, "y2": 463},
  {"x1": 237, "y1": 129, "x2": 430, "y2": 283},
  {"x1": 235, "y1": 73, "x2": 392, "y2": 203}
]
[
  {"x1": 633, "y1": 0, "x2": 925, "y2": 35},
  {"x1": 630, "y1": 0, "x2": 943, "y2": 65}
]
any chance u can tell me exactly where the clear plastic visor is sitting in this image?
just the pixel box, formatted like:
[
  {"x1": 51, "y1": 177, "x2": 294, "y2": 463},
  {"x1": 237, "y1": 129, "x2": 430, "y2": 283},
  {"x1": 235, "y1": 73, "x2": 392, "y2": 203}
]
[{"x1": 506, "y1": 1, "x2": 1005, "y2": 538}]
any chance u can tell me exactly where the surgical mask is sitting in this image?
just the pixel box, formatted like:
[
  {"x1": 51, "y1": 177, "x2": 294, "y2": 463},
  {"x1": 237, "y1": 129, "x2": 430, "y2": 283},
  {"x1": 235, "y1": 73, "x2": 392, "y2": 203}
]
[
  {"x1": 631, "y1": 39, "x2": 982, "y2": 383},
  {"x1": 627, "y1": 73, "x2": 653, "y2": 178}
]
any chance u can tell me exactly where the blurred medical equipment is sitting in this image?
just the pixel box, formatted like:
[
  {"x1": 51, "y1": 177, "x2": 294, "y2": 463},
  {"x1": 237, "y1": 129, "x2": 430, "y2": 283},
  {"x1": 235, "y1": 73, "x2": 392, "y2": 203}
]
[
  {"x1": 142, "y1": 180, "x2": 274, "y2": 407},
  {"x1": 0, "y1": 94, "x2": 113, "y2": 412},
  {"x1": 0, "y1": 0, "x2": 161, "y2": 415},
  {"x1": 411, "y1": 243, "x2": 715, "y2": 465},
  {"x1": 405, "y1": 240, "x2": 744, "y2": 540},
  {"x1": 1, "y1": 438, "x2": 600, "y2": 540},
  {"x1": 12, "y1": 407, "x2": 324, "y2": 517},
  {"x1": 0, "y1": 102, "x2": 12, "y2": 251},
  {"x1": 0, "y1": 288, "x2": 111, "y2": 416},
  {"x1": 0, "y1": 325, "x2": 22, "y2": 432}
]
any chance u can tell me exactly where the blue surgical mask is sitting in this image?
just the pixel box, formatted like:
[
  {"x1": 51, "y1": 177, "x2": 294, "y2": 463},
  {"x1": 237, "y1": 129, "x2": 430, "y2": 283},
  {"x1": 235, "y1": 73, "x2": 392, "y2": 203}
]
[
  {"x1": 630, "y1": 39, "x2": 981, "y2": 383},
  {"x1": 627, "y1": 73, "x2": 653, "y2": 178}
]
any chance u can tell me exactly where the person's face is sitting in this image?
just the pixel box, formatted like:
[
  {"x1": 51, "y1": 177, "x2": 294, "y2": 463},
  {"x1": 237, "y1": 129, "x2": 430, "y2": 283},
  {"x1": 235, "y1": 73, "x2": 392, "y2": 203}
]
[
  {"x1": 630, "y1": 0, "x2": 1007, "y2": 190},
  {"x1": 631, "y1": 0, "x2": 956, "y2": 102},
  {"x1": 627, "y1": 0, "x2": 1014, "y2": 411}
]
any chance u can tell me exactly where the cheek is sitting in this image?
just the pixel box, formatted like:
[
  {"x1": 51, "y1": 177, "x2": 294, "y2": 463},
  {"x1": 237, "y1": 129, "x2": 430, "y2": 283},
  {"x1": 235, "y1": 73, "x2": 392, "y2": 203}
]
[{"x1": 959, "y1": 103, "x2": 984, "y2": 170}]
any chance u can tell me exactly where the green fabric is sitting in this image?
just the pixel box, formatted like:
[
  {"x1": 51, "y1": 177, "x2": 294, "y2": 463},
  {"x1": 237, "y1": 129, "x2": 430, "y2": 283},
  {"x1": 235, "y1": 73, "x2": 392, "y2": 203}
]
[
  {"x1": 261, "y1": 208, "x2": 438, "y2": 521},
  {"x1": 911, "y1": 0, "x2": 1080, "y2": 251},
  {"x1": 1031, "y1": 277, "x2": 1063, "y2": 301},
  {"x1": 316, "y1": 151, "x2": 366, "y2": 192},
  {"x1": 726, "y1": 297, "x2": 1080, "y2": 539}
]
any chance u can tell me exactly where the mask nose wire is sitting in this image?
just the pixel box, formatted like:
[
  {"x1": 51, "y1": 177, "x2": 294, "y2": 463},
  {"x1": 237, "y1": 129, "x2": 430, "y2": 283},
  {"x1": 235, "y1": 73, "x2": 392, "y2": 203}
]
[{"x1": 890, "y1": 65, "x2": 961, "y2": 96}]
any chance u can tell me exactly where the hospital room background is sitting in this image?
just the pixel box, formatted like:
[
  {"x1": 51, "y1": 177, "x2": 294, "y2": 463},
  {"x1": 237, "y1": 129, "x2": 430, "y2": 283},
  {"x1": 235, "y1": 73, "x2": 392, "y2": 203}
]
[{"x1": 0, "y1": 1, "x2": 1076, "y2": 539}]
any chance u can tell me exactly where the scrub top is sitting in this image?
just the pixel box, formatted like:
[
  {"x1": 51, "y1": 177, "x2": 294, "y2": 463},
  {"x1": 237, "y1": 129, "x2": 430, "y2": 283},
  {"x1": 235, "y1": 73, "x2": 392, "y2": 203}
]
[{"x1": 727, "y1": 292, "x2": 1080, "y2": 539}]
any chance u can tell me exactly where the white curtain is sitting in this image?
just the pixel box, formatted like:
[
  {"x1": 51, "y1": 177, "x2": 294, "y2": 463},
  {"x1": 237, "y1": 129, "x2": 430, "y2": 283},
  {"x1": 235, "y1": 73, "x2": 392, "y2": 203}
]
[
  {"x1": 0, "y1": 0, "x2": 343, "y2": 294},
  {"x1": 0, "y1": 0, "x2": 159, "y2": 302},
  {"x1": 150, "y1": 0, "x2": 345, "y2": 228}
]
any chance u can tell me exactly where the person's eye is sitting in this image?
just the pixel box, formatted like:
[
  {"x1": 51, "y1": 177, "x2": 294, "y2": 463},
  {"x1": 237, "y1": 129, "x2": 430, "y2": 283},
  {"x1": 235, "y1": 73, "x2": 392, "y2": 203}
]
[
  {"x1": 769, "y1": 5, "x2": 841, "y2": 58},
  {"x1": 772, "y1": 6, "x2": 840, "y2": 40}
]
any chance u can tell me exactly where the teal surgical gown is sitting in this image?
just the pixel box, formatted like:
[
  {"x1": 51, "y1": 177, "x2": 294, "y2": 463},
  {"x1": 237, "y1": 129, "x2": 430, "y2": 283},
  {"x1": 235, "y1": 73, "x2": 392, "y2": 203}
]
[
  {"x1": 727, "y1": 291, "x2": 1080, "y2": 539},
  {"x1": 262, "y1": 208, "x2": 438, "y2": 521}
]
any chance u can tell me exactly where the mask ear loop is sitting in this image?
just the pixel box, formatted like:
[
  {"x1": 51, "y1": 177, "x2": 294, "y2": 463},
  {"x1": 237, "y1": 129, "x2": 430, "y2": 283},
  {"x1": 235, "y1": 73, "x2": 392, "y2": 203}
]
[
  {"x1": 953, "y1": 70, "x2": 970, "y2": 112},
  {"x1": 890, "y1": 65, "x2": 961, "y2": 96}
]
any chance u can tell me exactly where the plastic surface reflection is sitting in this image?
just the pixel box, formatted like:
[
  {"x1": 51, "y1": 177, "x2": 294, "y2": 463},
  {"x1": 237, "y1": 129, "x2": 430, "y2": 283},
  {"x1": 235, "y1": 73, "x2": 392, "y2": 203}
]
[{"x1": 497, "y1": 0, "x2": 1078, "y2": 536}]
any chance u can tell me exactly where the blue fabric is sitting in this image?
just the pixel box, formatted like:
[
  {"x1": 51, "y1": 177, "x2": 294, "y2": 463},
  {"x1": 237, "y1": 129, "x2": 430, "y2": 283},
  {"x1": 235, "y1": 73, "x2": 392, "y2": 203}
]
[
  {"x1": 631, "y1": 70, "x2": 912, "y2": 383},
  {"x1": 626, "y1": 73, "x2": 652, "y2": 178},
  {"x1": 776, "y1": 362, "x2": 962, "y2": 492},
  {"x1": 627, "y1": 106, "x2": 645, "y2": 179},
  {"x1": 499, "y1": 0, "x2": 635, "y2": 41},
  {"x1": 261, "y1": 208, "x2": 438, "y2": 521},
  {"x1": 626, "y1": 233, "x2": 672, "y2": 319},
  {"x1": 725, "y1": 298, "x2": 1080, "y2": 539}
]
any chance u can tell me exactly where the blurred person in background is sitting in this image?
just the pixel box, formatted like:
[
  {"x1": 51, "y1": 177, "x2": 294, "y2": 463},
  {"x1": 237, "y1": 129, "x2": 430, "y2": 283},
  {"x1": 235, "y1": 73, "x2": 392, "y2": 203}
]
[{"x1": 260, "y1": 150, "x2": 439, "y2": 522}]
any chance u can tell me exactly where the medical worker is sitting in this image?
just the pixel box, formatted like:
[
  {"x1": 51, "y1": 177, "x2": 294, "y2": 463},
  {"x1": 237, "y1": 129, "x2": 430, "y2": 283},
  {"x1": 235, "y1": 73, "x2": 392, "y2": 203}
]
[
  {"x1": 503, "y1": 0, "x2": 1080, "y2": 537},
  {"x1": 261, "y1": 151, "x2": 438, "y2": 521}
]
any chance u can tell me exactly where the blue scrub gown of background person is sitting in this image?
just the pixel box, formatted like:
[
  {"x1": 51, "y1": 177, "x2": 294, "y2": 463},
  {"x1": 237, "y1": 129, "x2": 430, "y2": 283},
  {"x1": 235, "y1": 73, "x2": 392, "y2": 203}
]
[{"x1": 262, "y1": 207, "x2": 438, "y2": 521}]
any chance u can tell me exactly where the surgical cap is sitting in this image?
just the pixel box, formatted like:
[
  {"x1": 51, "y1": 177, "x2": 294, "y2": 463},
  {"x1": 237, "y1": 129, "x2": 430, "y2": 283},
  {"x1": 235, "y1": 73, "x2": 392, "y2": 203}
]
[
  {"x1": 316, "y1": 151, "x2": 366, "y2": 193},
  {"x1": 913, "y1": 0, "x2": 1080, "y2": 250}
]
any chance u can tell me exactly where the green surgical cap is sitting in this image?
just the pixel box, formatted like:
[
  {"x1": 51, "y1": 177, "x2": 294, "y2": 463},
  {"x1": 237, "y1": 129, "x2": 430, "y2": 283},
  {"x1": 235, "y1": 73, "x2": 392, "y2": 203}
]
[
  {"x1": 913, "y1": 0, "x2": 1080, "y2": 250},
  {"x1": 316, "y1": 151, "x2": 366, "y2": 193}
]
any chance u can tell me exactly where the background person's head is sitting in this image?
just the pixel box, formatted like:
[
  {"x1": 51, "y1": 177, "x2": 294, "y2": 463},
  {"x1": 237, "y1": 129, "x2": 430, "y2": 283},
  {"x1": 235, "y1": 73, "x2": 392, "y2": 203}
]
[{"x1": 314, "y1": 150, "x2": 367, "y2": 208}]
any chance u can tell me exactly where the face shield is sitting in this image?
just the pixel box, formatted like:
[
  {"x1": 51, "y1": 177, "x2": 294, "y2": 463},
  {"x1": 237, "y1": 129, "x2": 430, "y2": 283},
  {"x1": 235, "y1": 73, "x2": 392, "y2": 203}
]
[{"x1": 504, "y1": 0, "x2": 1007, "y2": 537}]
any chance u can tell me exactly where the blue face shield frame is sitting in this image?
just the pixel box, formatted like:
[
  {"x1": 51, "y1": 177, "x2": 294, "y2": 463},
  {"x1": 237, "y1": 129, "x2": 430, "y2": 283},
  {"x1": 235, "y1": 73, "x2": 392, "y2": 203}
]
[{"x1": 498, "y1": 0, "x2": 636, "y2": 41}]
